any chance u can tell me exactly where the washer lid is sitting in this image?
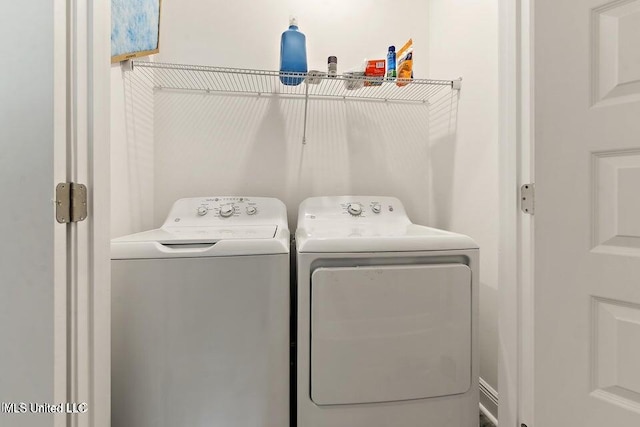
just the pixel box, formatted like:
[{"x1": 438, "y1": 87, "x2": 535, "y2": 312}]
[
  {"x1": 114, "y1": 225, "x2": 278, "y2": 244},
  {"x1": 112, "y1": 196, "x2": 290, "y2": 259},
  {"x1": 111, "y1": 225, "x2": 288, "y2": 259}
]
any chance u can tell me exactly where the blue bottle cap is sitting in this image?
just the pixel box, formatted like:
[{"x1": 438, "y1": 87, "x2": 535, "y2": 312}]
[{"x1": 388, "y1": 46, "x2": 395, "y2": 52}]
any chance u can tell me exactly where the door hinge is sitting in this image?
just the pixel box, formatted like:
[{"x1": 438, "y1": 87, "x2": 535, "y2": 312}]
[
  {"x1": 56, "y1": 182, "x2": 88, "y2": 223},
  {"x1": 520, "y1": 183, "x2": 535, "y2": 215}
]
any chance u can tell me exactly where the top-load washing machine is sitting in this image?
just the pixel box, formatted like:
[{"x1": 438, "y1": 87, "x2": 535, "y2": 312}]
[
  {"x1": 111, "y1": 197, "x2": 290, "y2": 427},
  {"x1": 295, "y1": 196, "x2": 479, "y2": 427}
]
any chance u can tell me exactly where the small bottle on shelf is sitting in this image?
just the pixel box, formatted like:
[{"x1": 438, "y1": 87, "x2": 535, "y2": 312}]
[
  {"x1": 386, "y1": 46, "x2": 396, "y2": 79},
  {"x1": 328, "y1": 56, "x2": 337, "y2": 77}
]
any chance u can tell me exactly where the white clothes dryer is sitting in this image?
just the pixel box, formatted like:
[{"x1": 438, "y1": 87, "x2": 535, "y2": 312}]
[
  {"x1": 111, "y1": 197, "x2": 290, "y2": 427},
  {"x1": 295, "y1": 196, "x2": 479, "y2": 427}
]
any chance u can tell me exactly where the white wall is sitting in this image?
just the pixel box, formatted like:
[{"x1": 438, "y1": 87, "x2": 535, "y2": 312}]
[
  {"x1": 156, "y1": 0, "x2": 428, "y2": 77},
  {"x1": 151, "y1": 0, "x2": 432, "y2": 228},
  {"x1": 428, "y1": 0, "x2": 500, "y2": 415},
  {"x1": 110, "y1": 63, "x2": 155, "y2": 238}
]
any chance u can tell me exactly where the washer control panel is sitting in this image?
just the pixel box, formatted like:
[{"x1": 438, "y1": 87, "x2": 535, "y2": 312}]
[
  {"x1": 162, "y1": 197, "x2": 287, "y2": 227},
  {"x1": 189, "y1": 197, "x2": 256, "y2": 220}
]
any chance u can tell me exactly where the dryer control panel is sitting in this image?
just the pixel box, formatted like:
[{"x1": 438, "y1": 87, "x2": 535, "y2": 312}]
[
  {"x1": 298, "y1": 196, "x2": 410, "y2": 223},
  {"x1": 162, "y1": 197, "x2": 288, "y2": 228}
]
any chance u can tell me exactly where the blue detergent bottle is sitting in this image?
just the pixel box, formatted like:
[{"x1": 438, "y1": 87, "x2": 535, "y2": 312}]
[{"x1": 279, "y1": 16, "x2": 307, "y2": 86}]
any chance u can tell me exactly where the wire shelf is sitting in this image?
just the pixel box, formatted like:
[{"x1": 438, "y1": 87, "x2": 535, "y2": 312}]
[{"x1": 130, "y1": 61, "x2": 460, "y2": 104}]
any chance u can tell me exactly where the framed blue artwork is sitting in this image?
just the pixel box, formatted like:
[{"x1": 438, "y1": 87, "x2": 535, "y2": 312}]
[{"x1": 111, "y1": 0, "x2": 161, "y2": 63}]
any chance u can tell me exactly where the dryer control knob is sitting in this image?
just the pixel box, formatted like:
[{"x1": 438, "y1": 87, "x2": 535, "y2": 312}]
[
  {"x1": 347, "y1": 204, "x2": 362, "y2": 216},
  {"x1": 246, "y1": 206, "x2": 257, "y2": 215},
  {"x1": 220, "y1": 205, "x2": 235, "y2": 218},
  {"x1": 371, "y1": 204, "x2": 381, "y2": 214},
  {"x1": 197, "y1": 207, "x2": 208, "y2": 216}
]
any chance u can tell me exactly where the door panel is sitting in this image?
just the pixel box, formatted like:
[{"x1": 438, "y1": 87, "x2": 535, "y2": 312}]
[
  {"x1": 0, "y1": 2, "x2": 68, "y2": 426},
  {"x1": 311, "y1": 264, "x2": 471, "y2": 405},
  {"x1": 592, "y1": 297, "x2": 640, "y2": 410},
  {"x1": 592, "y1": 0, "x2": 640, "y2": 106},
  {"x1": 592, "y1": 150, "x2": 640, "y2": 255},
  {"x1": 535, "y1": 0, "x2": 640, "y2": 424}
]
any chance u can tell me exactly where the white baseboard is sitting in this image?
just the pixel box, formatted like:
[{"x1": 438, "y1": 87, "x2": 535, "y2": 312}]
[{"x1": 479, "y1": 377, "x2": 498, "y2": 425}]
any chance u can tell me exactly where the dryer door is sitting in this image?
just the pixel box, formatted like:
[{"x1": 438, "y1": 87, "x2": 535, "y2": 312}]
[{"x1": 310, "y1": 264, "x2": 471, "y2": 405}]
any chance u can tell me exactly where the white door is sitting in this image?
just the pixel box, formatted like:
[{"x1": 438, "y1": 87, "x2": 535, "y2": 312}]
[
  {"x1": 534, "y1": 0, "x2": 640, "y2": 425},
  {"x1": 0, "y1": 1, "x2": 110, "y2": 426}
]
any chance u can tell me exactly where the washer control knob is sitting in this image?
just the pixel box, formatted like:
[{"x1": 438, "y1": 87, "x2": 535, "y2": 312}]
[
  {"x1": 219, "y1": 205, "x2": 235, "y2": 218},
  {"x1": 197, "y1": 207, "x2": 208, "y2": 216},
  {"x1": 347, "y1": 204, "x2": 362, "y2": 216},
  {"x1": 246, "y1": 206, "x2": 257, "y2": 215},
  {"x1": 371, "y1": 204, "x2": 381, "y2": 214}
]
